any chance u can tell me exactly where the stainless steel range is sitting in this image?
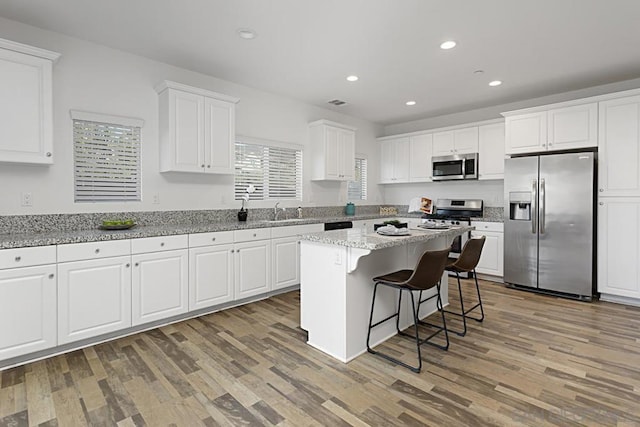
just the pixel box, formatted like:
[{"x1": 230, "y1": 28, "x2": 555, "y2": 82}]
[{"x1": 421, "y1": 199, "x2": 484, "y2": 278}]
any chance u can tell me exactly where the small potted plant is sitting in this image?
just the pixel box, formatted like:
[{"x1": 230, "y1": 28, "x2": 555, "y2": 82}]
[{"x1": 238, "y1": 184, "x2": 255, "y2": 221}]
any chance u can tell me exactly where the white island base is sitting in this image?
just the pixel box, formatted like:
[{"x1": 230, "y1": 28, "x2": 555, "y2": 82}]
[{"x1": 300, "y1": 228, "x2": 463, "y2": 363}]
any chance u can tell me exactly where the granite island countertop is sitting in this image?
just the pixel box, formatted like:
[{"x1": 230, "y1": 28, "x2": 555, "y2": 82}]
[
  {"x1": 0, "y1": 213, "x2": 407, "y2": 249},
  {"x1": 301, "y1": 225, "x2": 473, "y2": 251}
]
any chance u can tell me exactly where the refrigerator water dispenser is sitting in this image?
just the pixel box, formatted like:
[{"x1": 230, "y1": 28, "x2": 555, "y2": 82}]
[{"x1": 509, "y1": 192, "x2": 531, "y2": 221}]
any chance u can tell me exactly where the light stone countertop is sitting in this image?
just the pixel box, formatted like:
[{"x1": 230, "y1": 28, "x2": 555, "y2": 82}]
[
  {"x1": 0, "y1": 214, "x2": 409, "y2": 249},
  {"x1": 301, "y1": 225, "x2": 473, "y2": 251}
]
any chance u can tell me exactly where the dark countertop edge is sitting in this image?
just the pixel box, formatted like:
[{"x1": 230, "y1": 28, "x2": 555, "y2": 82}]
[{"x1": 0, "y1": 213, "x2": 418, "y2": 249}]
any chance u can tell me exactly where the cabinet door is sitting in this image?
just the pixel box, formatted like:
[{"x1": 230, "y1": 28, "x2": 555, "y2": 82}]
[
  {"x1": 505, "y1": 112, "x2": 547, "y2": 154},
  {"x1": 597, "y1": 198, "x2": 640, "y2": 298},
  {"x1": 478, "y1": 123, "x2": 505, "y2": 180},
  {"x1": 432, "y1": 131, "x2": 455, "y2": 156},
  {"x1": 0, "y1": 264, "x2": 56, "y2": 360},
  {"x1": 272, "y1": 237, "x2": 300, "y2": 290},
  {"x1": 379, "y1": 140, "x2": 395, "y2": 183},
  {"x1": 57, "y1": 256, "x2": 132, "y2": 344},
  {"x1": 132, "y1": 249, "x2": 188, "y2": 325},
  {"x1": 234, "y1": 240, "x2": 271, "y2": 299},
  {"x1": 0, "y1": 48, "x2": 54, "y2": 164},
  {"x1": 171, "y1": 90, "x2": 205, "y2": 172},
  {"x1": 471, "y1": 231, "x2": 503, "y2": 277},
  {"x1": 324, "y1": 126, "x2": 340, "y2": 180},
  {"x1": 547, "y1": 103, "x2": 597, "y2": 150},
  {"x1": 203, "y1": 97, "x2": 234, "y2": 174},
  {"x1": 598, "y1": 96, "x2": 640, "y2": 197},
  {"x1": 409, "y1": 134, "x2": 433, "y2": 182},
  {"x1": 339, "y1": 128, "x2": 356, "y2": 181},
  {"x1": 189, "y1": 244, "x2": 234, "y2": 310},
  {"x1": 453, "y1": 127, "x2": 479, "y2": 154},
  {"x1": 393, "y1": 138, "x2": 410, "y2": 182}
]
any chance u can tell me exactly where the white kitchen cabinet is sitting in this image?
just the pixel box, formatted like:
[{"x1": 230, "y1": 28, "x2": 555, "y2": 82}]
[
  {"x1": 156, "y1": 80, "x2": 239, "y2": 174},
  {"x1": 0, "y1": 39, "x2": 60, "y2": 164},
  {"x1": 189, "y1": 241, "x2": 234, "y2": 311},
  {"x1": 379, "y1": 137, "x2": 410, "y2": 183},
  {"x1": 597, "y1": 198, "x2": 640, "y2": 301},
  {"x1": 309, "y1": 120, "x2": 356, "y2": 181},
  {"x1": 0, "y1": 264, "x2": 56, "y2": 360},
  {"x1": 272, "y1": 237, "x2": 300, "y2": 290},
  {"x1": 409, "y1": 134, "x2": 433, "y2": 182},
  {"x1": 470, "y1": 222, "x2": 503, "y2": 280},
  {"x1": 132, "y1": 248, "x2": 189, "y2": 326},
  {"x1": 504, "y1": 103, "x2": 597, "y2": 155},
  {"x1": 432, "y1": 127, "x2": 479, "y2": 156},
  {"x1": 57, "y1": 256, "x2": 132, "y2": 344},
  {"x1": 478, "y1": 122, "x2": 505, "y2": 180},
  {"x1": 234, "y1": 240, "x2": 271, "y2": 299},
  {"x1": 598, "y1": 95, "x2": 640, "y2": 197}
]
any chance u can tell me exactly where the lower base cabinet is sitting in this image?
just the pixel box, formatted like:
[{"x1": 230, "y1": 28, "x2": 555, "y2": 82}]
[
  {"x1": 272, "y1": 237, "x2": 300, "y2": 290},
  {"x1": 189, "y1": 243, "x2": 234, "y2": 310},
  {"x1": 132, "y1": 249, "x2": 189, "y2": 325},
  {"x1": 234, "y1": 240, "x2": 271, "y2": 299},
  {"x1": 471, "y1": 222, "x2": 504, "y2": 279},
  {"x1": 0, "y1": 264, "x2": 56, "y2": 360},
  {"x1": 57, "y1": 256, "x2": 132, "y2": 345}
]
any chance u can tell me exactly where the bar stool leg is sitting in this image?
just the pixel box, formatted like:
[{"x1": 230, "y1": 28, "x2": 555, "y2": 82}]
[
  {"x1": 366, "y1": 282, "x2": 380, "y2": 352},
  {"x1": 473, "y1": 271, "x2": 485, "y2": 322},
  {"x1": 436, "y1": 282, "x2": 450, "y2": 350},
  {"x1": 456, "y1": 272, "x2": 468, "y2": 336},
  {"x1": 409, "y1": 291, "x2": 422, "y2": 373}
]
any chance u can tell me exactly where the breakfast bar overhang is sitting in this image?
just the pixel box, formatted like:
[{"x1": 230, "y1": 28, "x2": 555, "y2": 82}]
[{"x1": 299, "y1": 225, "x2": 472, "y2": 363}]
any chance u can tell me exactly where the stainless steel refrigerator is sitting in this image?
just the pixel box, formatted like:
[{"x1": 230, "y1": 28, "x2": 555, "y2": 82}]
[{"x1": 504, "y1": 151, "x2": 596, "y2": 300}]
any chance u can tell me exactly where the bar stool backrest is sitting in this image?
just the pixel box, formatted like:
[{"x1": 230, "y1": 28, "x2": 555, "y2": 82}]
[
  {"x1": 406, "y1": 247, "x2": 451, "y2": 290},
  {"x1": 451, "y1": 236, "x2": 486, "y2": 272}
]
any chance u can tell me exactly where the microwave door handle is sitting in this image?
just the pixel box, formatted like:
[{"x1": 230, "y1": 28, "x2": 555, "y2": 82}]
[
  {"x1": 532, "y1": 179, "x2": 537, "y2": 234},
  {"x1": 461, "y1": 157, "x2": 466, "y2": 178},
  {"x1": 540, "y1": 178, "x2": 546, "y2": 234}
]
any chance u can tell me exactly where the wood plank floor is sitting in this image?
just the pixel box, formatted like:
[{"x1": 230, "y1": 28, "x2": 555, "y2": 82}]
[{"x1": 2, "y1": 279, "x2": 640, "y2": 426}]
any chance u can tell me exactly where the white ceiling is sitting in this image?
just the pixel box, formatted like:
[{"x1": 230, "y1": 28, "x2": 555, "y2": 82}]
[{"x1": 1, "y1": 0, "x2": 640, "y2": 125}]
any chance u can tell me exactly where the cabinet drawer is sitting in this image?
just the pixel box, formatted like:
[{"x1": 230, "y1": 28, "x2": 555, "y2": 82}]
[
  {"x1": 270, "y1": 224, "x2": 323, "y2": 239},
  {"x1": 131, "y1": 235, "x2": 188, "y2": 254},
  {"x1": 0, "y1": 245, "x2": 57, "y2": 269},
  {"x1": 470, "y1": 222, "x2": 504, "y2": 233},
  {"x1": 57, "y1": 240, "x2": 130, "y2": 263},
  {"x1": 189, "y1": 231, "x2": 234, "y2": 248},
  {"x1": 234, "y1": 228, "x2": 271, "y2": 243}
]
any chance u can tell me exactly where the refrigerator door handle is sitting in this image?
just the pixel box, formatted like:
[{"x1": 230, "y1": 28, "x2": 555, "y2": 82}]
[
  {"x1": 532, "y1": 179, "x2": 537, "y2": 234},
  {"x1": 540, "y1": 178, "x2": 546, "y2": 234}
]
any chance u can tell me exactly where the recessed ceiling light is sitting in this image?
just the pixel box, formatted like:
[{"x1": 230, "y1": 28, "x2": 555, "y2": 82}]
[
  {"x1": 237, "y1": 28, "x2": 257, "y2": 40},
  {"x1": 405, "y1": 101, "x2": 416, "y2": 106},
  {"x1": 489, "y1": 80, "x2": 502, "y2": 87},
  {"x1": 440, "y1": 40, "x2": 457, "y2": 50},
  {"x1": 346, "y1": 75, "x2": 359, "y2": 82}
]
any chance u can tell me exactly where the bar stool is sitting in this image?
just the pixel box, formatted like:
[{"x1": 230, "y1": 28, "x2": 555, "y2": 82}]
[
  {"x1": 440, "y1": 236, "x2": 486, "y2": 336},
  {"x1": 366, "y1": 247, "x2": 451, "y2": 373}
]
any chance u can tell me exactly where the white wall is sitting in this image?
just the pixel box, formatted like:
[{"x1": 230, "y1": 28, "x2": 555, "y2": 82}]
[
  {"x1": 0, "y1": 17, "x2": 384, "y2": 215},
  {"x1": 382, "y1": 180, "x2": 504, "y2": 208}
]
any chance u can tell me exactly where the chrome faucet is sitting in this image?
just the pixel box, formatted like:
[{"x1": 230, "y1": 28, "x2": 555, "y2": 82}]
[{"x1": 274, "y1": 202, "x2": 286, "y2": 220}]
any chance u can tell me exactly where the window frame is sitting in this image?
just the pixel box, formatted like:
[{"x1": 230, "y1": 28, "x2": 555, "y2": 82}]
[{"x1": 348, "y1": 154, "x2": 368, "y2": 201}]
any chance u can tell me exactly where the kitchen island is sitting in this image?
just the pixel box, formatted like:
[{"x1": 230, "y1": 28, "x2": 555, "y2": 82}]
[{"x1": 300, "y1": 225, "x2": 472, "y2": 363}]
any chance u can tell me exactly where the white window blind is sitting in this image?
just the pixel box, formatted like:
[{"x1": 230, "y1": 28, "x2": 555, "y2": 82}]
[
  {"x1": 73, "y1": 118, "x2": 141, "y2": 202},
  {"x1": 235, "y1": 141, "x2": 302, "y2": 201},
  {"x1": 348, "y1": 157, "x2": 368, "y2": 201}
]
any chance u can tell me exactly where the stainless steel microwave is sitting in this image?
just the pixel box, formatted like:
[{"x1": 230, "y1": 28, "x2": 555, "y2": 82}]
[{"x1": 432, "y1": 153, "x2": 478, "y2": 181}]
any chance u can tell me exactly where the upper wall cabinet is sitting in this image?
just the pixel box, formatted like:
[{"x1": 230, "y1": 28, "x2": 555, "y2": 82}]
[
  {"x1": 309, "y1": 120, "x2": 356, "y2": 181},
  {"x1": 379, "y1": 137, "x2": 409, "y2": 183},
  {"x1": 503, "y1": 102, "x2": 597, "y2": 155},
  {"x1": 598, "y1": 95, "x2": 640, "y2": 197},
  {"x1": 0, "y1": 39, "x2": 60, "y2": 165},
  {"x1": 478, "y1": 122, "x2": 505, "y2": 180},
  {"x1": 156, "y1": 81, "x2": 239, "y2": 174},
  {"x1": 432, "y1": 127, "x2": 478, "y2": 156}
]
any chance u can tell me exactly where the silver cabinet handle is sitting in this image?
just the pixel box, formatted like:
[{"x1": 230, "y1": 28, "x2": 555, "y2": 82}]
[
  {"x1": 212, "y1": 237, "x2": 216, "y2": 241},
  {"x1": 532, "y1": 179, "x2": 537, "y2": 234},
  {"x1": 599, "y1": 189, "x2": 604, "y2": 192},
  {"x1": 15, "y1": 256, "x2": 21, "y2": 262},
  {"x1": 599, "y1": 202, "x2": 604, "y2": 206},
  {"x1": 253, "y1": 233, "x2": 257, "y2": 237},
  {"x1": 540, "y1": 178, "x2": 546, "y2": 234},
  {"x1": 231, "y1": 249, "x2": 235, "y2": 253},
  {"x1": 126, "y1": 263, "x2": 130, "y2": 268},
  {"x1": 135, "y1": 262, "x2": 139, "y2": 267},
  {"x1": 46, "y1": 152, "x2": 52, "y2": 157},
  {"x1": 160, "y1": 242, "x2": 165, "y2": 247},
  {"x1": 207, "y1": 165, "x2": 211, "y2": 168},
  {"x1": 201, "y1": 164, "x2": 205, "y2": 168},
  {"x1": 48, "y1": 274, "x2": 54, "y2": 279},
  {"x1": 95, "y1": 248, "x2": 100, "y2": 254}
]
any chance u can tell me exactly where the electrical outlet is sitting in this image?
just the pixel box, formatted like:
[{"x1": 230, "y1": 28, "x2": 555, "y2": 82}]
[
  {"x1": 334, "y1": 251, "x2": 342, "y2": 265},
  {"x1": 152, "y1": 193, "x2": 160, "y2": 204},
  {"x1": 21, "y1": 192, "x2": 33, "y2": 207}
]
